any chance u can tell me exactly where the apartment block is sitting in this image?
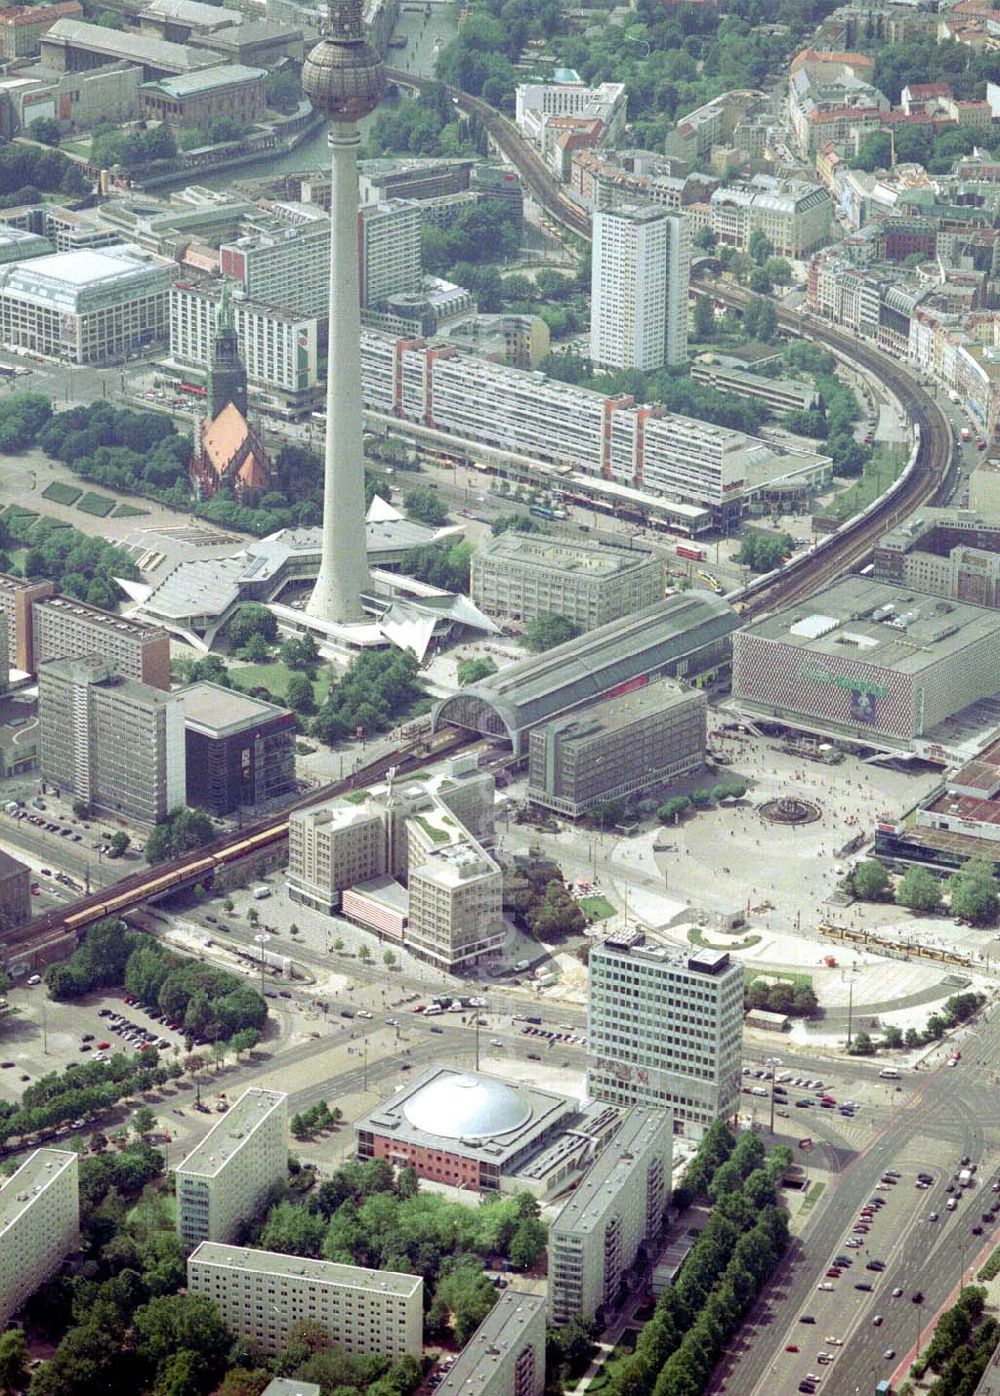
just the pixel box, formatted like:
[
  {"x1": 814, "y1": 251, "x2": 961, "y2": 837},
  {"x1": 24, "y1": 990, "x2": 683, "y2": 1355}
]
[
  {"x1": 590, "y1": 205, "x2": 690, "y2": 370},
  {"x1": 37, "y1": 657, "x2": 185, "y2": 825},
  {"x1": 471, "y1": 533, "x2": 662, "y2": 632},
  {"x1": 587, "y1": 940, "x2": 744, "y2": 1137},
  {"x1": 435, "y1": 1292, "x2": 546, "y2": 1396},
  {"x1": 548, "y1": 1107, "x2": 672, "y2": 1324},
  {"x1": 0, "y1": 1148, "x2": 79, "y2": 1326},
  {"x1": 0, "y1": 1, "x2": 81, "y2": 60},
  {"x1": 175, "y1": 1089, "x2": 287, "y2": 1248},
  {"x1": 527, "y1": 681, "x2": 707, "y2": 818},
  {"x1": 358, "y1": 199, "x2": 422, "y2": 308},
  {"x1": 187, "y1": 1243, "x2": 423, "y2": 1358},
  {"x1": 515, "y1": 80, "x2": 626, "y2": 147},
  {"x1": 360, "y1": 330, "x2": 831, "y2": 520},
  {"x1": 221, "y1": 217, "x2": 331, "y2": 318},
  {"x1": 32, "y1": 594, "x2": 171, "y2": 689},
  {"x1": 170, "y1": 280, "x2": 319, "y2": 407},
  {"x1": 0, "y1": 847, "x2": 31, "y2": 932}
]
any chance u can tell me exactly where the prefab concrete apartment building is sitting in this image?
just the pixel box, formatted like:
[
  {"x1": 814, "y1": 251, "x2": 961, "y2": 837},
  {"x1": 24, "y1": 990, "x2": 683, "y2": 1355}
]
[
  {"x1": 0, "y1": 1148, "x2": 79, "y2": 1326},
  {"x1": 187, "y1": 1243, "x2": 423, "y2": 1358},
  {"x1": 548, "y1": 1106, "x2": 673, "y2": 1324},
  {"x1": 175, "y1": 1089, "x2": 287, "y2": 1248},
  {"x1": 435, "y1": 1291, "x2": 546, "y2": 1396}
]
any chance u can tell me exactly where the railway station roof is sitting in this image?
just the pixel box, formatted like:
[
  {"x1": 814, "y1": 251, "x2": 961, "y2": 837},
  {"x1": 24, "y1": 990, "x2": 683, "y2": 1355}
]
[{"x1": 432, "y1": 591, "x2": 737, "y2": 755}]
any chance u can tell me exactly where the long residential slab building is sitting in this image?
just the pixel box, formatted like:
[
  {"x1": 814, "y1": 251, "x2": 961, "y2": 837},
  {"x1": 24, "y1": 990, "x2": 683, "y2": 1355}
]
[
  {"x1": 548, "y1": 1106, "x2": 673, "y2": 1324},
  {"x1": 435, "y1": 1290, "x2": 546, "y2": 1396},
  {"x1": 0, "y1": 1148, "x2": 79, "y2": 1326},
  {"x1": 175, "y1": 1088, "x2": 287, "y2": 1247},
  {"x1": 187, "y1": 1243, "x2": 423, "y2": 1358},
  {"x1": 360, "y1": 330, "x2": 831, "y2": 523}
]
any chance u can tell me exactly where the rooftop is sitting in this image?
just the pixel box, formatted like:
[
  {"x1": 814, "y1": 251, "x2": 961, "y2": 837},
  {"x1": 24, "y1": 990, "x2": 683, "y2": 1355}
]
[
  {"x1": 435, "y1": 1293, "x2": 545, "y2": 1396},
  {"x1": 262, "y1": 1382, "x2": 321, "y2": 1396},
  {"x1": 412, "y1": 839, "x2": 498, "y2": 888},
  {"x1": 594, "y1": 936, "x2": 739, "y2": 979},
  {"x1": 176, "y1": 1088, "x2": 286, "y2": 1178},
  {"x1": 434, "y1": 591, "x2": 737, "y2": 744},
  {"x1": 0, "y1": 846, "x2": 28, "y2": 880},
  {"x1": 740, "y1": 577, "x2": 1000, "y2": 675},
  {"x1": 550, "y1": 1107, "x2": 670, "y2": 1238},
  {"x1": 42, "y1": 17, "x2": 221, "y2": 70},
  {"x1": 188, "y1": 1243, "x2": 422, "y2": 1296},
  {"x1": 0, "y1": 245, "x2": 173, "y2": 314},
  {"x1": 0, "y1": 1149, "x2": 76, "y2": 1238},
  {"x1": 144, "y1": 0, "x2": 242, "y2": 27},
  {"x1": 39, "y1": 656, "x2": 177, "y2": 707},
  {"x1": 176, "y1": 680, "x2": 292, "y2": 737},
  {"x1": 477, "y1": 532, "x2": 656, "y2": 579},
  {"x1": 142, "y1": 63, "x2": 265, "y2": 98},
  {"x1": 356, "y1": 1066, "x2": 577, "y2": 1167},
  {"x1": 536, "y1": 678, "x2": 701, "y2": 747},
  {"x1": 36, "y1": 594, "x2": 166, "y2": 641}
]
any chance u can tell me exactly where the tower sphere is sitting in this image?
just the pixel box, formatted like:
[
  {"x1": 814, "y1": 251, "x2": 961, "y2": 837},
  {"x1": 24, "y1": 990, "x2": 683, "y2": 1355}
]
[{"x1": 302, "y1": 0, "x2": 385, "y2": 122}]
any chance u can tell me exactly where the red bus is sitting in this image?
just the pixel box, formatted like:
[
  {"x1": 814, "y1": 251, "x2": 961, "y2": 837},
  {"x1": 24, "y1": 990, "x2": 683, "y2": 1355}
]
[
  {"x1": 676, "y1": 543, "x2": 706, "y2": 562},
  {"x1": 180, "y1": 382, "x2": 207, "y2": 397}
]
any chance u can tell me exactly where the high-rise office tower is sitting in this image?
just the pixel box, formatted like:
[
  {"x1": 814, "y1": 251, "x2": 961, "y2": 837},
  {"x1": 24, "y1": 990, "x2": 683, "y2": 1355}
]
[
  {"x1": 587, "y1": 938, "x2": 743, "y2": 1137},
  {"x1": 358, "y1": 199, "x2": 422, "y2": 308},
  {"x1": 590, "y1": 204, "x2": 690, "y2": 371},
  {"x1": 301, "y1": 0, "x2": 384, "y2": 626}
]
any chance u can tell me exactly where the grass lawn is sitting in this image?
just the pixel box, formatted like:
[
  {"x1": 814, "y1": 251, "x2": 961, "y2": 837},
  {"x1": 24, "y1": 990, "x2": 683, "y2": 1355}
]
[
  {"x1": 800, "y1": 1181, "x2": 825, "y2": 1215},
  {"x1": 689, "y1": 925, "x2": 761, "y2": 951},
  {"x1": 77, "y1": 492, "x2": 116, "y2": 518},
  {"x1": 580, "y1": 895, "x2": 615, "y2": 921},
  {"x1": 4, "y1": 506, "x2": 38, "y2": 525},
  {"x1": 6, "y1": 547, "x2": 27, "y2": 572},
  {"x1": 827, "y1": 443, "x2": 907, "y2": 522},
  {"x1": 42, "y1": 480, "x2": 82, "y2": 506},
  {"x1": 228, "y1": 660, "x2": 332, "y2": 705},
  {"x1": 753, "y1": 970, "x2": 813, "y2": 990},
  {"x1": 112, "y1": 502, "x2": 149, "y2": 519}
]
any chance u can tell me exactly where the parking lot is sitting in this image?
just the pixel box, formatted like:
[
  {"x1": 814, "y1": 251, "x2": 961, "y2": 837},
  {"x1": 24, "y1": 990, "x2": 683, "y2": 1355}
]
[{"x1": 0, "y1": 982, "x2": 189, "y2": 1109}]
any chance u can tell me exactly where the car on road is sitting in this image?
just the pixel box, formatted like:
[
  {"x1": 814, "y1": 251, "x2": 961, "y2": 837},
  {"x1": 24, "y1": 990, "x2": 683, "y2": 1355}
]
[
  {"x1": 817, "y1": 1282, "x2": 834, "y2": 1291},
  {"x1": 917, "y1": 1172, "x2": 934, "y2": 1183},
  {"x1": 855, "y1": 1283, "x2": 873, "y2": 1292},
  {"x1": 0, "y1": 1061, "x2": 13, "y2": 1069},
  {"x1": 824, "y1": 1338, "x2": 842, "y2": 1346},
  {"x1": 784, "y1": 1345, "x2": 799, "y2": 1353},
  {"x1": 884, "y1": 1169, "x2": 902, "y2": 1178},
  {"x1": 872, "y1": 1315, "x2": 883, "y2": 1326},
  {"x1": 846, "y1": 1238, "x2": 863, "y2": 1247},
  {"x1": 798, "y1": 1315, "x2": 816, "y2": 1324},
  {"x1": 867, "y1": 1261, "x2": 885, "y2": 1270},
  {"x1": 929, "y1": 1212, "x2": 939, "y2": 1222},
  {"x1": 972, "y1": 1225, "x2": 984, "y2": 1235},
  {"x1": 490, "y1": 1038, "x2": 504, "y2": 1047},
  {"x1": 892, "y1": 1287, "x2": 903, "y2": 1297}
]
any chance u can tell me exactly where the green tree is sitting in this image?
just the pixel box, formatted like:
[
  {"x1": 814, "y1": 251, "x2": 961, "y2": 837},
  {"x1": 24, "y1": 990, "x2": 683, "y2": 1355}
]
[
  {"x1": 240, "y1": 632, "x2": 272, "y2": 662},
  {"x1": 849, "y1": 1030, "x2": 875, "y2": 1055},
  {"x1": 896, "y1": 864, "x2": 942, "y2": 913},
  {"x1": 382, "y1": 949, "x2": 396, "y2": 968},
  {"x1": 851, "y1": 859, "x2": 891, "y2": 901},
  {"x1": 228, "y1": 604, "x2": 278, "y2": 649},
  {"x1": 403, "y1": 486, "x2": 448, "y2": 526},
  {"x1": 948, "y1": 858, "x2": 1000, "y2": 925},
  {"x1": 132, "y1": 1106, "x2": 156, "y2": 1138},
  {"x1": 107, "y1": 831, "x2": 130, "y2": 859},
  {"x1": 133, "y1": 1294, "x2": 229, "y2": 1388},
  {"x1": 457, "y1": 656, "x2": 498, "y2": 686},
  {"x1": 748, "y1": 230, "x2": 774, "y2": 265},
  {"x1": 523, "y1": 612, "x2": 580, "y2": 653},
  {"x1": 279, "y1": 633, "x2": 319, "y2": 673},
  {"x1": 742, "y1": 296, "x2": 777, "y2": 342},
  {"x1": 693, "y1": 294, "x2": 716, "y2": 341},
  {"x1": 657, "y1": 795, "x2": 690, "y2": 824},
  {"x1": 689, "y1": 788, "x2": 713, "y2": 810},
  {"x1": 286, "y1": 671, "x2": 317, "y2": 716},
  {"x1": 28, "y1": 117, "x2": 61, "y2": 147},
  {"x1": 0, "y1": 1329, "x2": 29, "y2": 1395},
  {"x1": 508, "y1": 1215, "x2": 547, "y2": 1270}
]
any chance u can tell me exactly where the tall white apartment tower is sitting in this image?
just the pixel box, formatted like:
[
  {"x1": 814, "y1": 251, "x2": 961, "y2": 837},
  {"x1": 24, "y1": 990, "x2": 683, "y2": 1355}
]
[
  {"x1": 590, "y1": 204, "x2": 690, "y2": 371},
  {"x1": 358, "y1": 199, "x2": 422, "y2": 308},
  {"x1": 587, "y1": 938, "x2": 744, "y2": 1137},
  {"x1": 0, "y1": 1148, "x2": 79, "y2": 1326},
  {"x1": 301, "y1": 0, "x2": 385, "y2": 626}
]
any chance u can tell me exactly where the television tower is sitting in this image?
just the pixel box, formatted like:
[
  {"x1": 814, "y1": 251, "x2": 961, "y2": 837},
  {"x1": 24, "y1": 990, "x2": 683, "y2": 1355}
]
[{"x1": 303, "y1": 0, "x2": 384, "y2": 625}]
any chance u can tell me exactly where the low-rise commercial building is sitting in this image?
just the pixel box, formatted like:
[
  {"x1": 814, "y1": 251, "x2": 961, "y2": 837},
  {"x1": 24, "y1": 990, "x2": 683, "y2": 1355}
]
[
  {"x1": 0, "y1": 847, "x2": 31, "y2": 933},
  {"x1": 140, "y1": 63, "x2": 266, "y2": 127},
  {"x1": 187, "y1": 1244, "x2": 423, "y2": 1358},
  {"x1": 548, "y1": 1107, "x2": 673, "y2": 1324},
  {"x1": 588, "y1": 940, "x2": 744, "y2": 1136},
  {"x1": 874, "y1": 508, "x2": 1000, "y2": 608},
  {"x1": 435, "y1": 1292, "x2": 546, "y2": 1396},
  {"x1": 0, "y1": 245, "x2": 173, "y2": 364},
  {"x1": 176, "y1": 681, "x2": 295, "y2": 815},
  {"x1": 528, "y1": 681, "x2": 706, "y2": 818},
  {"x1": 175, "y1": 1089, "x2": 287, "y2": 1248},
  {"x1": 690, "y1": 359, "x2": 821, "y2": 414},
  {"x1": 710, "y1": 175, "x2": 834, "y2": 260},
  {"x1": 0, "y1": 1148, "x2": 79, "y2": 1326},
  {"x1": 38, "y1": 657, "x2": 185, "y2": 824},
  {"x1": 471, "y1": 534, "x2": 662, "y2": 632},
  {"x1": 733, "y1": 577, "x2": 1000, "y2": 750}
]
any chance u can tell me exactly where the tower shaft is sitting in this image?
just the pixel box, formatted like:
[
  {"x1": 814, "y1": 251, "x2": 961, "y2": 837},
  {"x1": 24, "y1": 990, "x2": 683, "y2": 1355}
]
[{"x1": 306, "y1": 122, "x2": 370, "y2": 625}]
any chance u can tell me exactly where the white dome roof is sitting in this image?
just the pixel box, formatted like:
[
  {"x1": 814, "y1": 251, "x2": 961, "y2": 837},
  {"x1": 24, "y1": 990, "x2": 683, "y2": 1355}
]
[{"x1": 403, "y1": 1072, "x2": 531, "y2": 1140}]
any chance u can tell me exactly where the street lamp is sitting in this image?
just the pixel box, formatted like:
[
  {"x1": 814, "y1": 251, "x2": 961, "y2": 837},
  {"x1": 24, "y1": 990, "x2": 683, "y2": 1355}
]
[
  {"x1": 766, "y1": 1056, "x2": 783, "y2": 1134},
  {"x1": 254, "y1": 932, "x2": 271, "y2": 993},
  {"x1": 842, "y1": 972, "x2": 858, "y2": 1052}
]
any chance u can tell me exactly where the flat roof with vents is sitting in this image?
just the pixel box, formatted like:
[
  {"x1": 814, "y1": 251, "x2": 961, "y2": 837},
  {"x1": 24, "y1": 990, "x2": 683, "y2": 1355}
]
[
  {"x1": 0, "y1": 1148, "x2": 76, "y2": 1235},
  {"x1": 187, "y1": 1242, "x2": 422, "y2": 1296},
  {"x1": 434, "y1": 1291, "x2": 545, "y2": 1396},
  {"x1": 741, "y1": 577, "x2": 1000, "y2": 675},
  {"x1": 175, "y1": 1088, "x2": 286, "y2": 1178},
  {"x1": 549, "y1": 1106, "x2": 671, "y2": 1239}
]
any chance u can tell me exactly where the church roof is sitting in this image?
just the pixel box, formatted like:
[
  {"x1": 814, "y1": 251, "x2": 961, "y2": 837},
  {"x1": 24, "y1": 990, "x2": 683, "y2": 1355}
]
[
  {"x1": 238, "y1": 452, "x2": 270, "y2": 491},
  {"x1": 202, "y1": 401, "x2": 252, "y2": 473}
]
